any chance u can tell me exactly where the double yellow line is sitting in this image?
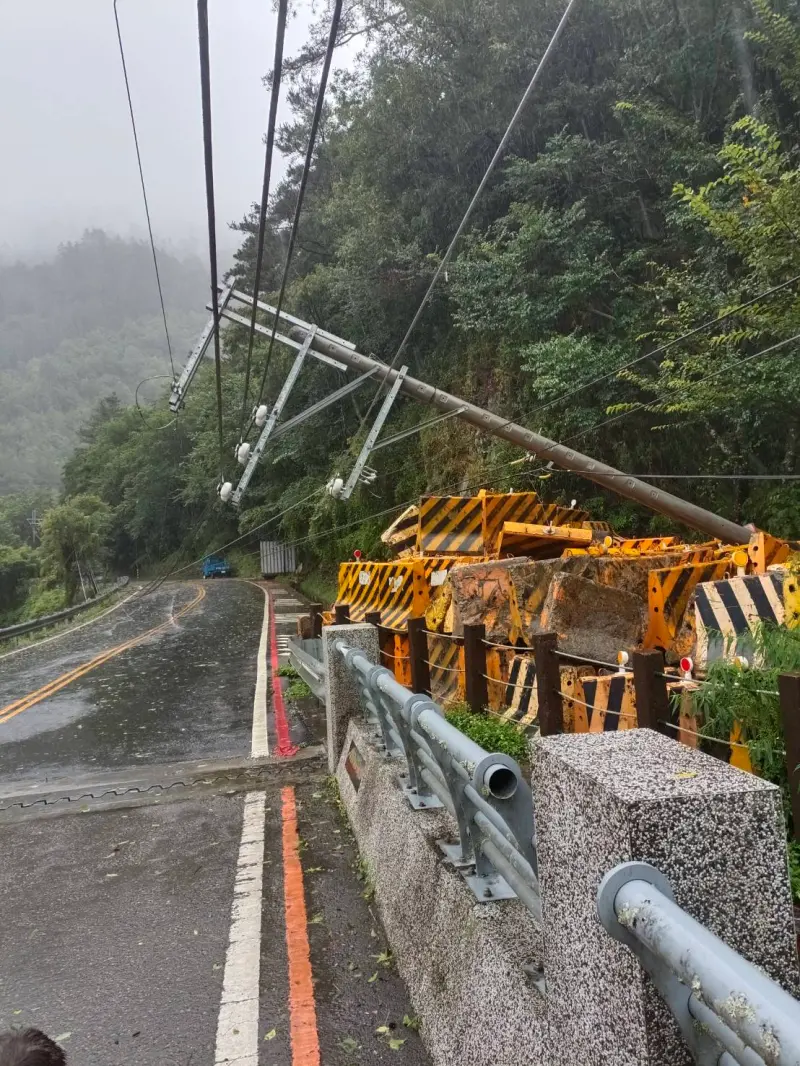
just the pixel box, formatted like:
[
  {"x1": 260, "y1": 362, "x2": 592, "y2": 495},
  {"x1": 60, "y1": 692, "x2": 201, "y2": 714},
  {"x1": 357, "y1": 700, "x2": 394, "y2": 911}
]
[{"x1": 0, "y1": 585, "x2": 206, "y2": 726}]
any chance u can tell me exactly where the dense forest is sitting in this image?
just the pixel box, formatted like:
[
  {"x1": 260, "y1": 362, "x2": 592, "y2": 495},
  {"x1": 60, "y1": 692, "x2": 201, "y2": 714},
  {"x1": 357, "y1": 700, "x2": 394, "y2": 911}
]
[
  {"x1": 4, "y1": 0, "x2": 800, "y2": 613},
  {"x1": 0, "y1": 230, "x2": 206, "y2": 494}
]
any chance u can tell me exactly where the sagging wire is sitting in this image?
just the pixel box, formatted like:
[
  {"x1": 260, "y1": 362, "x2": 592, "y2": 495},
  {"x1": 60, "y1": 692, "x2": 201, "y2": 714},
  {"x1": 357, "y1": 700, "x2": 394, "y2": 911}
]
[
  {"x1": 113, "y1": 0, "x2": 176, "y2": 380},
  {"x1": 238, "y1": 0, "x2": 289, "y2": 436},
  {"x1": 356, "y1": 0, "x2": 579, "y2": 433},
  {"x1": 196, "y1": 0, "x2": 226, "y2": 478},
  {"x1": 252, "y1": 0, "x2": 344, "y2": 414}
]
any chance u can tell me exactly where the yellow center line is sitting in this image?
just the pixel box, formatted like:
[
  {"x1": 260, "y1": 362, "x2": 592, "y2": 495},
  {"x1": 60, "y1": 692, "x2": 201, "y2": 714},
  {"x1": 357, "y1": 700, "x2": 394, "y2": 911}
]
[{"x1": 0, "y1": 585, "x2": 206, "y2": 725}]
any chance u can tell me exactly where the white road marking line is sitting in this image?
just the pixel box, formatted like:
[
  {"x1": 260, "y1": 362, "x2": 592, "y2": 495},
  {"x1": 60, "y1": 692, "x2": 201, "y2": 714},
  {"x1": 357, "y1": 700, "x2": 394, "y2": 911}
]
[
  {"x1": 214, "y1": 791, "x2": 267, "y2": 1066},
  {"x1": 251, "y1": 586, "x2": 269, "y2": 759}
]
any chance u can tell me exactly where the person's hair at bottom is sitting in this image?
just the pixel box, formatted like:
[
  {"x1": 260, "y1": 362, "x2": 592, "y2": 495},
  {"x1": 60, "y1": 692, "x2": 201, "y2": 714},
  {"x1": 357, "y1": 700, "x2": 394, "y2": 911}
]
[{"x1": 0, "y1": 1030, "x2": 66, "y2": 1066}]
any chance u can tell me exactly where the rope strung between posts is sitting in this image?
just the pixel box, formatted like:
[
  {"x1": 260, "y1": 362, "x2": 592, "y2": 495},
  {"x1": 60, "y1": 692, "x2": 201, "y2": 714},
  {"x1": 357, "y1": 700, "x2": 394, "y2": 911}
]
[
  {"x1": 557, "y1": 691, "x2": 637, "y2": 719},
  {"x1": 238, "y1": 0, "x2": 289, "y2": 435},
  {"x1": 483, "y1": 639, "x2": 534, "y2": 652},
  {"x1": 553, "y1": 649, "x2": 621, "y2": 671},
  {"x1": 356, "y1": 0, "x2": 579, "y2": 432},
  {"x1": 113, "y1": 0, "x2": 175, "y2": 380},
  {"x1": 196, "y1": 0, "x2": 226, "y2": 475},
  {"x1": 656, "y1": 718, "x2": 770, "y2": 751},
  {"x1": 253, "y1": 0, "x2": 344, "y2": 412},
  {"x1": 423, "y1": 661, "x2": 463, "y2": 674}
]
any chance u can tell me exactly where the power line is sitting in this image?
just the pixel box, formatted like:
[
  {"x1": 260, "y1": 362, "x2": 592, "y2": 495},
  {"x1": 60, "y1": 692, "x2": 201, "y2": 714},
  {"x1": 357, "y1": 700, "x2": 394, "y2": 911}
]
[
  {"x1": 357, "y1": 0, "x2": 578, "y2": 432},
  {"x1": 113, "y1": 0, "x2": 175, "y2": 379},
  {"x1": 566, "y1": 330, "x2": 800, "y2": 446},
  {"x1": 526, "y1": 272, "x2": 800, "y2": 422},
  {"x1": 238, "y1": 0, "x2": 289, "y2": 436},
  {"x1": 252, "y1": 0, "x2": 344, "y2": 412},
  {"x1": 197, "y1": 0, "x2": 226, "y2": 475}
]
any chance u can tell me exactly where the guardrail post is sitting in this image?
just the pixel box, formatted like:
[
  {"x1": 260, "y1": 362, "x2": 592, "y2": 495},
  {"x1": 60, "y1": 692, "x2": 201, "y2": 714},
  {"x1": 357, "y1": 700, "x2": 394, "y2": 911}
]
[
  {"x1": 532, "y1": 632, "x2": 562, "y2": 735},
  {"x1": 463, "y1": 624, "x2": 488, "y2": 713},
  {"x1": 365, "y1": 610, "x2": 381, "y2": 626},
  {"x1": 407, "y1": 618, "x2": 430, "y2": 696},
  {"x1": 779, "y1": 673, "x2": 800, "y2": 838},
  {"x1": 322, "y1": 623, "x2": 379, "y2": 773},
  {"x1": 632, "y1": 649, "x2": 671, "y2": 734},
  {"x1": 309, "y1": 603, "x2": 323, "y2": 638},
  {"x1": 334, "y1": 603, "x2": 350, "y2": 624}
]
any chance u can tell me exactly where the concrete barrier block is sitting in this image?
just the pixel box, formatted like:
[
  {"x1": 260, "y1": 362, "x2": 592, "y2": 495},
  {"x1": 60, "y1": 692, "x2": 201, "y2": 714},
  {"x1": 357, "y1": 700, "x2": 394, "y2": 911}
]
[
  {"x1": 322, "y1": 622, "x2": 379, "y2": 773},
  {"x1": 533, "y1": 728, "x2": 799, "y2": 1066}
]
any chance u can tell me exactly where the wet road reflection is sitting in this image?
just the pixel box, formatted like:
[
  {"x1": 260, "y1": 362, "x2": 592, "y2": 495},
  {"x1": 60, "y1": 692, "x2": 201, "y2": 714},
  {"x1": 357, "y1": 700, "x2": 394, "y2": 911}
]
[{"x1": 0, "y1": 580, "x2": 265, "y2": 788}]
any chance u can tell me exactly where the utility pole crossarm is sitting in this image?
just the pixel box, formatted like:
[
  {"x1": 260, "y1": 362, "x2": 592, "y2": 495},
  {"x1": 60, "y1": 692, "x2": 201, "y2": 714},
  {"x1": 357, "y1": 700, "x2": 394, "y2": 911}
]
[
  {"x1": 288, "y1": 328, "x2": 752, "y2": 545},
  {"x1": 170, "y1": 284, "x2": 235, "y2": 412}
]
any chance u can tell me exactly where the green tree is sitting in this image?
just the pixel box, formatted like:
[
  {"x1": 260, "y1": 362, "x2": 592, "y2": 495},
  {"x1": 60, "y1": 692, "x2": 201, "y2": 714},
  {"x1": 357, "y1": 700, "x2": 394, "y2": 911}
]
[{"x1": 39, "y1": 495, "x2": 112, "y2": 603}]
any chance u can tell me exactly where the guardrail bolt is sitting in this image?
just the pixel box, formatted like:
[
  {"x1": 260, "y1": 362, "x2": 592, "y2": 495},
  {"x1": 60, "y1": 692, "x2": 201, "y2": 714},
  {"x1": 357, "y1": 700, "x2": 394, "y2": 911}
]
[{"x1": 483, "y1": 887, "x2": 493, "y2": 898}]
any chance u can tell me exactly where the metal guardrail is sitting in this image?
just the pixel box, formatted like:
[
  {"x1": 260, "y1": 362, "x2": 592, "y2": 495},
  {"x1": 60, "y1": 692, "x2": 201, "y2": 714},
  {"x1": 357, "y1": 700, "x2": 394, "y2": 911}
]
[
  {"x1": 287, "y1": 637, "x2": 327, "y2": 701},
  {"x1": 335, "y1": 638, "x2": 541, "y2": 919},
  {"x1": 598, "y1": 862, "x2": 800, "y2": 1066},
  {"x1": 0, "y1": 578, "x2": 129, "y2": 642}
]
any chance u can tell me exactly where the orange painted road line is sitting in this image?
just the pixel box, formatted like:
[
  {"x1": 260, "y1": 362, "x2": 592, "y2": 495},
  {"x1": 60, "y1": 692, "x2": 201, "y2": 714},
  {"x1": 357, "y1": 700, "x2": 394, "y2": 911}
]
[
  {"x1": 0, "y1": 586, "x2": 205, "y2": 725},
  {"x1": 281, "y1": 785, "x2": 321, "y2": 1066}
]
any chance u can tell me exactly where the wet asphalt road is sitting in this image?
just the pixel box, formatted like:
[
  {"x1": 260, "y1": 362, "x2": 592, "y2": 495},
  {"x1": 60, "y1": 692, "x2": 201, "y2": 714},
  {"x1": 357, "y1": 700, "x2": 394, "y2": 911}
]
[
  {"x1": 0, "y1": 581, "x2": 263, "y2": 789},
  {"x1": 0, "y1": 579, "x2": 429, "y2": 1066},
  {"x1": 0, "y1": 787, "x2": 429, "y2": 1066}
]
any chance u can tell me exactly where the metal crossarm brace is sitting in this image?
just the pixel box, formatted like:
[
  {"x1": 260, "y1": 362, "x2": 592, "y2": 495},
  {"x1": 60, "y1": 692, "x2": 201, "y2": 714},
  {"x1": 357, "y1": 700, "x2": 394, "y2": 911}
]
[
  {"x1": 269, "y1": 368, "x2": 379, "y2": 442},
  {"x1": 371, "y1": 406, "x2": 468, "y2": 452},
  {"x1": 339, "y1": 367, "x2": 408, "y2": 500},
  {"x1": 231, "y1": 328, "x2": 317, "y2": 507},
  {"x1": 225, "y1": 287, "x2": 356, "y2": 352},
  {"x1": 169, "y1": 284, "x2": 234, "y2": 411},
  {"x1": 207, "y1": 304, "x2": 347, "y2": 372}
]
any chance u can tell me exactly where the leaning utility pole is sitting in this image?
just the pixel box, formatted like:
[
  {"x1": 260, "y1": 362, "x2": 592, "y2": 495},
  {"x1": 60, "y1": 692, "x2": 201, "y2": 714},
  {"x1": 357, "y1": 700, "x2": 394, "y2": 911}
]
[{"x1": 287, "y1": 327, "x2": 752, "y2": 545}]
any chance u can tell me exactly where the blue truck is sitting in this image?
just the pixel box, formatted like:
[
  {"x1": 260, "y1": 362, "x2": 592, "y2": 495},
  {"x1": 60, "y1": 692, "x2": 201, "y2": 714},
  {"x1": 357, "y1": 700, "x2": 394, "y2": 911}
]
[{"x1": 202, "y1": 554, "x2": 232, "y2": 579}]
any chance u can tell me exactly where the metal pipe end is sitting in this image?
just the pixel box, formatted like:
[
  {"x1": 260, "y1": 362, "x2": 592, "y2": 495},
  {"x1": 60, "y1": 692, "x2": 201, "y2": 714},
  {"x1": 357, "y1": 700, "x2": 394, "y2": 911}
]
[{"x1": 484, "y1": 763, "x2": 518, "y2": 799}]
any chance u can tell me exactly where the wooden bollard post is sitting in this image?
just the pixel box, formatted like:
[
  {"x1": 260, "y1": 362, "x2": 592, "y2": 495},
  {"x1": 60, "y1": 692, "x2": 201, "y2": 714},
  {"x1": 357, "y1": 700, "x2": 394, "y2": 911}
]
[
  {"x1": 365, "y1": 611, "x2": 382, "y2": 626},
  {"x1": 309, "y1": 603, "x2": 323, "y2": 638},
  {"x1": 532, "y1": 632, "x2": 563, "y2": 736},
  {"x1": 407, "y1": 617, "x2": 431, "y2": 696},
  {"x1": 334, "y1": 603, "x2": 350, "y2": 625},
  {"x1": 464, "y1": 624, "x2": 488, "y2": 714},
  {"x1": 779, "y1": 673, "x2": 800, "y2": 840},
  {"x1": 632, "y1": 649, "x2": 671, "y2": 735}
]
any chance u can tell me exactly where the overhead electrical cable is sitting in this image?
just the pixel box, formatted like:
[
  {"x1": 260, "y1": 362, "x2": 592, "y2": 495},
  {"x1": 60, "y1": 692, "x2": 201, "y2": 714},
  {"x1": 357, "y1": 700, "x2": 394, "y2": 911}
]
[
  {"x1": 252, "y1": 0, "x2": 344, "y2": 411},
  {"x1": 565, "y1": 331, "x2": 800, "y2": 446},
  {"x1": 239, "y1": 0, "x2": 289, "y2": 435},
  {"x1": 113, "y1": 0, "x2": 176, "y2": 378},
  {"x1": 526, "y1": 271, "x2": 800, "y2": 422},
  {"x1": 356, "y1": 0, "x2": 578, "y2": 432},
  {"x1": 197, "y1": 0, "x2": 226, "y2": 475}
]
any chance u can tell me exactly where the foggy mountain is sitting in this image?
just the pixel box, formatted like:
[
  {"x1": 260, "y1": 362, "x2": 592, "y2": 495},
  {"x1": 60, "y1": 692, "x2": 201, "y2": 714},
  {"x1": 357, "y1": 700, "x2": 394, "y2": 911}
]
[{"x1": 0, "y1": 230, "x2": 208, "y2": 494}]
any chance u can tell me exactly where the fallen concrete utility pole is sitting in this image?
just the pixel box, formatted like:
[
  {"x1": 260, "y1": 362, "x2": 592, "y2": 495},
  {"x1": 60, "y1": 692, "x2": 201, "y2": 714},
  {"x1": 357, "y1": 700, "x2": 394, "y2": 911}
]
[{"x1": 288, "y1": 327, "x2": 751, "y2": 545}]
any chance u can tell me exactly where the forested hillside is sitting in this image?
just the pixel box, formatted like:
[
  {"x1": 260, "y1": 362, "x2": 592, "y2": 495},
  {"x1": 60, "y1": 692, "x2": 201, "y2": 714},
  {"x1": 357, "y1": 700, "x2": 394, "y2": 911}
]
[
  {"x1": 46, "y1": 0, "x2": 800, "y2": 583},
  {"x1": 0, "y1": 230, "x2": 207, "y2": 494}
]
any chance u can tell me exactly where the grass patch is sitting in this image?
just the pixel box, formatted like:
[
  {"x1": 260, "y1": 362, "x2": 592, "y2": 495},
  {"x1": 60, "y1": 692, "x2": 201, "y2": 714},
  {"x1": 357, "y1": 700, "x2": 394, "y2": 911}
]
[
  {"x1": 277, "y1": 663, "x2": 300, "y2": 678},
  {"x1": 445, "y1": 703, "x2": 528, "y2": 762},
  {"x1": 285, "y1": 678, "x2": 314, "y2": 700},
  {"x1": 297, "y1": 569, "x2": 338, "y2": 609}
]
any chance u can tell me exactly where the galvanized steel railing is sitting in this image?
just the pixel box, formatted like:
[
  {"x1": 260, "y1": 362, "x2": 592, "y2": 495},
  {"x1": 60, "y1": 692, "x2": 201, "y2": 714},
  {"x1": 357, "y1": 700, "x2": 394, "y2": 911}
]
[
  {"x1": 287, "y1": 637, "x2": 327, "y2": 701},
  {"x1": 336, "y1": 638, "x2": 541, "y2": 920},
  {"x1": 598, "y1": 861, "x2": 800, "y2": 1066}
]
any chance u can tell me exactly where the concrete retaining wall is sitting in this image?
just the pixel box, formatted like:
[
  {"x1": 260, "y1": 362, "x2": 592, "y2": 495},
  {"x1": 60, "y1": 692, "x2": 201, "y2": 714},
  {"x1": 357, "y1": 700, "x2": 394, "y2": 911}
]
[
  {"x1": 329, "y1": 622, "x2": 800, "y2": 1066},
  {"x1": 337, "y1": 718, "x2": 545, "y2": 1066}
]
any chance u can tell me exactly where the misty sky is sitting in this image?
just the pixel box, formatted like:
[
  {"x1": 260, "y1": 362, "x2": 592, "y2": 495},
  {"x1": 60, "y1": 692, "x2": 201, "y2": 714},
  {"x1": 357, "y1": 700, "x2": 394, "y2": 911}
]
[{"x1": 1, "y1": 0, "x2": 350, "y2": 266}]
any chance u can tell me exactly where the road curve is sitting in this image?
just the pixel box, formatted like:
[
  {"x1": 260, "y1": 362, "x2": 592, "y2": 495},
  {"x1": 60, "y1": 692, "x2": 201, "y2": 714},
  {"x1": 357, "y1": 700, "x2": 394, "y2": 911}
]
[{"x1": 0, "y1": 580, "x2": 266, "y2": 789}]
